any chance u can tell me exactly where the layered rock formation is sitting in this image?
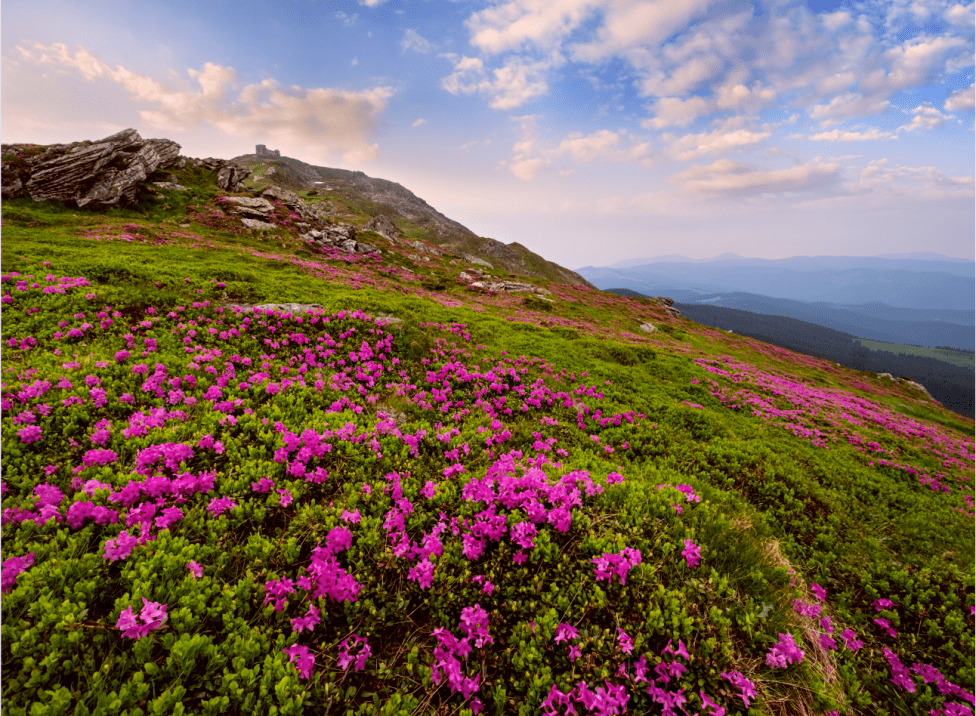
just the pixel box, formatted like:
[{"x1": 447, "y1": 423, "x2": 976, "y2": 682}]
[
  {"x1": 0, "y1": 129, "x2": 255, "y2": 207},
  {"x1": 7, "y1": 129, "x2": 180, "y2": 208}
]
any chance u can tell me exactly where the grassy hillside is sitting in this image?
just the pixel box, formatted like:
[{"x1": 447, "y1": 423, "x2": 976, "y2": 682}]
[{"x1": 1, "y1": 153, "x2": 974, "y2": 716}]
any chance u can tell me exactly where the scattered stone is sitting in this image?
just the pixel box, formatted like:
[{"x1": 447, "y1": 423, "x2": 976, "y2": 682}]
[
  {"x1": 24, "y1": 128, "x2": 181, "y2": 208},
  {"x1": 464, "y1": 253, "x2": 493, "y2": 269},
  {"x1": 152, "y1": 181, "x2": 188, "y2": 191},
  {"x1": 639, "y1": 323, "x2": 657, "y2": 333},
  {"x1": 241, "y1": 218, "x2": 277, "y2": 231},
  {"x1": 300, "y1": 224, "x2": 379, "y2": 254},
  {"x1": 411, "y1": 240, "x2": 442, "y2": 256},
  {"x1": 459, "y1": 272, "x2": 474, "y2": 281},
  {"x1": 877, "y1": 372, "x2": 894, "y2": 380}
]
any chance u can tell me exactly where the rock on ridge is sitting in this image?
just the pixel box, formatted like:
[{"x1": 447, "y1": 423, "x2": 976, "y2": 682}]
[{"x1": 24, "y1": 129, "x2": 181, "y2": 208}]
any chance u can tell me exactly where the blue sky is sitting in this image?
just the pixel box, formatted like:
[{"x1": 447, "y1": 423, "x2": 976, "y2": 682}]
[{"x1": 2, "y1": 0, "x2": 973, "y2": 269}]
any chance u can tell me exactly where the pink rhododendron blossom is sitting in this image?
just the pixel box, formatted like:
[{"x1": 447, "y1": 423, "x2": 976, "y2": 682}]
[
  {"x1": 810, "y1": 582, "x2": 827, "y2": 601},
  {"x1": 720, "y1": 670, "x2": 757, "y2": 707},
  {"x1": 681, "y1": 539, "x2": 701, "y2": 568},
  {"x1": 874, "y1": 618, "x2": 898, "y2": 638},
  {"x1": 554, "y1": 623, "x2": 579, "y2": 644},
  {"x1": 187, "y1": 561, "x2": 203, "y2": 579},
  {"x1": 207, "y1": 497, "x2": 236, "y2": 517},
  {"x1": 18, "y1": 425, "x2": 42, "y2": 444},
  {"x1": 291, "y1": 605, "x2": 321, "y2": 634},
  {"x1": 840, "y1": 628, "x2": 863, "y2": 651},
  {"x1": 617, "y1": 627, "x2": 634, "y2": 654},
  {"x1": 873, "y1": 598, "x2": 897, "y2": 612},
  {"x1": 283, "y1": 644, "x2": 315, "y2": 680},
  {"x1": 337, "y1": 634, "x2": 371, "y2": 672},
  {"x1": 766, "y1": 633, "x2": 804, "y2": 668},
  {"x1": 117, "y1": 598, "x2": 167, "y2": 640},
  {"x1": 1, "y1": 553, "x2": 36, "y2": 593}
]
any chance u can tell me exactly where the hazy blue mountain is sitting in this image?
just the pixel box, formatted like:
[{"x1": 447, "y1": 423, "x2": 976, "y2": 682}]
[
  {"x1": 578, "y1": 255, "x2": 975, "y2": 309},
  {"x1": 678, "y1": 292, "x2": 974, "y2": 350}
]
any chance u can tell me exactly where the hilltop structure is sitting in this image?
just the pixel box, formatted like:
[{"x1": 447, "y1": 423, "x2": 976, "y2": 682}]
[{"x1": 255, "y1": 144, "x2": 281, "y2": 158}]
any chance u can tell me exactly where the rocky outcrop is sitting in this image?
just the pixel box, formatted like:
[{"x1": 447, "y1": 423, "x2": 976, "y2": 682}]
[
  {"x1": 18, "y1": 129, "x2": 181, "y2": 208},
  {"x1": 654, "y1": 297, "x2": 682, "y2": 319},
  {"x1": 220, "y1": 196, "x2": 275, "y2": 220},
  {"x1": 364, "y1": 215, "x2": 400, "y2": 243},
  {"x1": 301, "y1": 225, "x2": 380, "y2": 255},
  {"x1": 469, "y1": 280, "x2": 552, "y2": 296},
  {"x1": 411, "y1": 240, "x2": 442, "y2": 256},
  {"x1": 241, "y1": 218, "x2": 277, "y2": 231},
  {"x1": 464, "y1": 254, "x2": 493, "y2": 269},
  {"x1": 217, "y1": 164, "x2": 251, "y2": 192},
  {"x1": 152, "y1": 181, "x2": 188, "y2": 192}
]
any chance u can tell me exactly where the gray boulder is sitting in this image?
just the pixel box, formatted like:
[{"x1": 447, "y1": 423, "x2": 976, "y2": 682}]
[
  {"x1": 241, "y1": 218, "x2": 277, "y2": 231},
  {"x1": 152, "y1": 181, "x2": 189, "y2": 191},
  {"x1": 217, "y1": 164, "x2": 251, "y2": 191},
  {"x1": 221, "y1": 196, "x2": 274, "y2": 219},
  {"x1": 24, "y1": 128, "x2": 181, "y2": 208},
  {"x1": 473, "y1": 280, "x2": 552, "y2": 295},
  {"x1": 364, "y1": 214, "x2": 400, "y2": 242},
  {"x1": 639, "y1": 322, "x2": 657, "y2": 333},
  {"x1": 464, "y1": 253, "x2": 493, "y2": 269}
]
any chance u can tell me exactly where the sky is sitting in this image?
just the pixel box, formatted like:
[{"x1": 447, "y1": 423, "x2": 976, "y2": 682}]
[{"x1": 2, "y1": 0, "x2": 974, "y2": 269}]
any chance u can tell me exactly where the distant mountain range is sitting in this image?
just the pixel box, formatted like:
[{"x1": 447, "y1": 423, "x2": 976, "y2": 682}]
[{"x1": 578, "y1": 254, "x2": 974, "y2": 309}]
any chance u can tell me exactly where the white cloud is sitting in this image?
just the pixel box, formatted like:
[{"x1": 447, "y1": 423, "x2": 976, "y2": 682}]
[
  {"x1": 451, "y1": 0, "x2": 975, "y2": 133},
  {"x1": 505, "y1": 119, "x2": 651, "y2": 179},
  {"x1": 672, "y1": 159, "x2": 841, "y2": 196},
  {"x1": 643, "y1": 96, "x2": 713, "y2": 129},
  {"x1": 897, "y1": 103, "x2": 951, "y2": 132},
  {"x1": 412, "y1": 118, "x2": 427, "y2": 128},
  {"x1": 808, "y1": 128, "x2": 897, "y2": 141},
  {"x1": 870, "y1": 34, "x2": 967, "y2": 92},
  {"x1": 571, "y1": 0, "x2": 714, "y2": 64},
  {"x1": 465, "y1": 0, "x2": 594, "y2": 54},
  {"x1": 664, "y1": 127, "x2": 772, "y2": 161},
  {"x1": 402, "y1": 29, "x2": 432, "y2": 54},
  {"x1": 945, "y1": 82, "x2": 975, "y2": 112},
  {"x1": 856, "y1": 158, "x2": 974, "y2": 200},
  {"x1": 6, "y1": 41, "x2": 394, "y2": 164},
  {"x1": 441, "y1": 54, "x2": 552, "y2": 109},
  {"x1": 809, "y1": 93, "x2": 892, "y2": 126}
]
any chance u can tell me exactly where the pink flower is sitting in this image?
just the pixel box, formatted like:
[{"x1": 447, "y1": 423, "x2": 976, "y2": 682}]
[
  {"x1": 681, "y1": 539, "x2": 701, "y2": 569},
  {"x1": 283, "y1": 644, "x2": 315, "y2": 679},
  {"x1": 187, "y1": 561, "x2": 203, "y2": 579},
  {"x1": 765, "y1": 633, "x2": 804, "y2": 668},
  {"x1": 18, "y1": 425, "x2": 42, "y2": 444}
]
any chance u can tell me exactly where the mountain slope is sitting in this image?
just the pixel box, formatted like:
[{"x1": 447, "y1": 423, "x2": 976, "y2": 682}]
[
  {"x1": 1, "y1": 139, "x2": 973, "y2": 716},
  {"x1": 231, "y1": 151, "x2": 593, "y2": 287}
]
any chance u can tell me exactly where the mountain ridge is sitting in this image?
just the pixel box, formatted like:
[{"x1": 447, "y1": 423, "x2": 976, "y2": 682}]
[{"x1": 231, "y1": 151, "x2": 594, "y2": 288}]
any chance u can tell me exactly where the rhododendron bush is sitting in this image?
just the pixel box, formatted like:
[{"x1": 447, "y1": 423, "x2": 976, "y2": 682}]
[{"x1": 1, "y1": 168, "x2": 973, "y2": 716}]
